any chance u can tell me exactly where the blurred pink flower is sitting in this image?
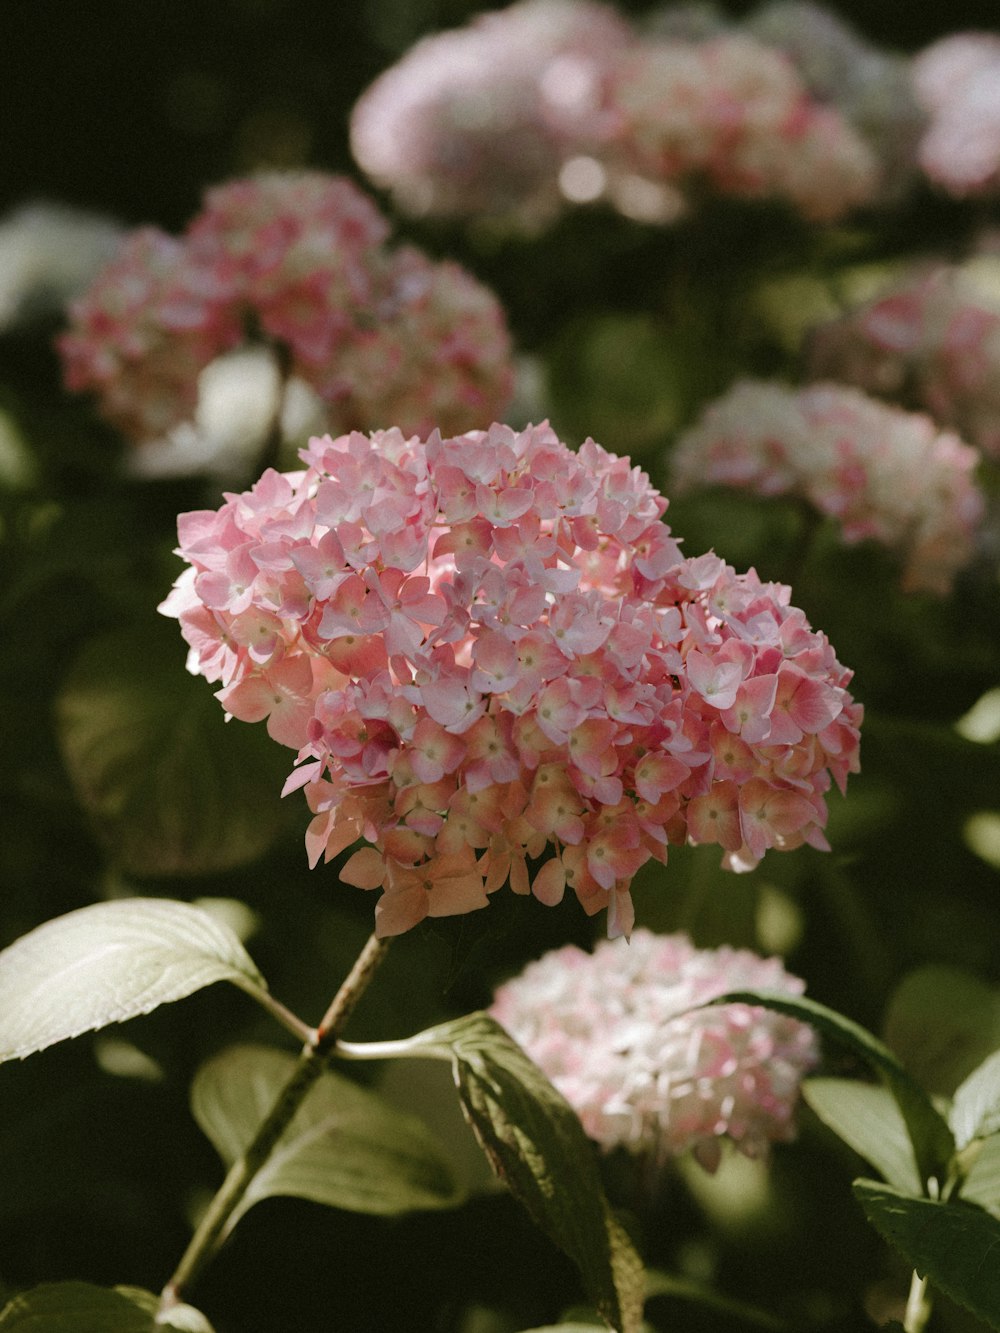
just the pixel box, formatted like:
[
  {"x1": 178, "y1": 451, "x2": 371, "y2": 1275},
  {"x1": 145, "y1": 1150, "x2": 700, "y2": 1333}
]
[
  {"x1": 808, "y1": 262, "x2": 1000, "y2": 462},
  {"x1": 670, "y1": 379, "x2": 985, "y2": 594},
  {"x1": 60, "y1": 227, "x2": 232, "y2": 440},
  {"x1": 744, "y1": 2, "x2": 924, "y2": 203},
  {"x1": 59, "y1": 172, "x2": 514, "y2": 458},
  {"x1": 913, "y1": 33, "x2": 1000, "y2": 197},
  {"x1": 605, "y1": 32, "x2": 878, "y2": 222},
  {"x1": 350, "y1": 0, "x2": 631, "y2": 227},
  {"x1": 491, "y1": 929, "x2": 818, "y2": 1168},
  {"x1": 162, "y1": 422, "x2": 861, "y2": 937},
  {"x1": 350, "y1": 2, "x2": 877, "y2": 227}
]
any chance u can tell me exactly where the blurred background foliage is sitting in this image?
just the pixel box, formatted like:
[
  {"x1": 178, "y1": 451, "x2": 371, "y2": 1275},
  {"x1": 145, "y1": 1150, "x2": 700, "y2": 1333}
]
[{"x1": 3, "y1": 2, "x2": 1000, "y2": 1330}]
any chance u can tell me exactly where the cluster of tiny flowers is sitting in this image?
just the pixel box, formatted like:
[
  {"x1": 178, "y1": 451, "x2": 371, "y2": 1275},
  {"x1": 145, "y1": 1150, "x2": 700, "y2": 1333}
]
[
  {"x1": 161, "y1": 422, "x2": 861, "y2": 938},
  {"x1": 808, "y1": 262, "x2": 1000, "y2": 462},
  {"x1": 350, "y1": 0, "x2": 632, "y2": 227},
  {"x1": 59, "y1": 172, "x2": 514, "y2": 447},
  {"x1": 744, "y1": 2, "x2": 924, "y2": 202},
  {"x1": 605, "y1": 31, "x2": 878, "y2": 224},
  {"x1": 350, "y1": 0, "x2": 877, "y2": 229},
  {"x1": 490, "y1": 929, "x2": 818, "y2": 1169},
  {"x1": 670, "y1": 380, "x2": 984, "y2": 596},
  {"x1": 912, "y1": 33, "x2": 1000, "y2": 198}
]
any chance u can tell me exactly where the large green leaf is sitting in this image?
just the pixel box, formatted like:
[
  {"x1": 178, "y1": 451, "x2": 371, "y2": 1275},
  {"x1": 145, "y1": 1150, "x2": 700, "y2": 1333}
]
[
  {"x1": 375, "y1": 1012, "x2": 645, "y2": 1333},
  {"x1": 56, "y1": 624, "x2": 292, "y2": 876},
  {"x1": 802, "y1": 1078, "x2": 921, "y2": 1194},
  {"x1": 951, "y1": 1048, "x2": 1000, "y2": 1150},
  {"x1": 191, "y1": 1044, "x2": 463, "y2": 1232},
  {"x1": 0, "y1": 1284, "x2": 213, "y2": 1331},
  {"x1": 884, "y1": 966, "x2": 1000, "y2": 1098},
  {"x1": 854, "y1": 1180, "x2": 1000, "y2": 1331},
  {"x1": 962, "y1": 1133, "x2": 1000, "y2": 1216},
  {"x1": 705, "y1": 991, "x2": 954, "y2": 1189},
  {"x1": 0, "y1": 899, "x2": 267, "y2": 1062}
]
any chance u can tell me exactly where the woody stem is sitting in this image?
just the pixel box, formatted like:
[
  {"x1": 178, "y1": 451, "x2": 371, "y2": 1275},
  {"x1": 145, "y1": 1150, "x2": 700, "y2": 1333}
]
[{"x1": 158, "y1": 932, "x2": 391, "y2": 1312}]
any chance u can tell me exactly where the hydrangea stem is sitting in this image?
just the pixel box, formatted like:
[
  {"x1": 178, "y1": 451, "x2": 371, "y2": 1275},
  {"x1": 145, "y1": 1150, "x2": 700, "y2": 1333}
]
[
  {"x1": 904, "y1": 1271, "x2": 932, "y2": 1333},
  {"x1": 159, "y1": 931, "x2": 390, "y2": 1313},
  {"x1": 256, "y1": 338, "x2": 293, "y2": 474}
]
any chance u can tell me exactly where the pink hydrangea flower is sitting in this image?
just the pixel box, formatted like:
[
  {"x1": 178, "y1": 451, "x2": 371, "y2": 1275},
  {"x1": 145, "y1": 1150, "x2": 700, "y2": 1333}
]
[
  {"x1": 490, "y1": 929, "x2": 819, "y2": 1169},
  {"x1": 604, "y1": 32, "x2": 878, "y2": 223},
  {"x1": 913, "y1": 33, "x2": 1000, "y2": 197},
  {"x1": 744, "y1": 2, "x2": 924, "y2": 202},
  {"x1": 161, "y1": 422, "x2": 861, "y2": 938},
  {"x1": 350, "y1": 0, "x2": 631, "y2": 227},
  {"x1": 670, "y1": 379, "x2": 985, "y2": 595},
  {"x1": 350, "y1": 2, "x2": 876, "y2": 228},
  {"x1": 59, "y1": 227, "x2": 235, "y2": 440},
  {"x1": 58, "y1": 171, "x2": 514, "y2": 454},
  {"x1": 808, "y1": 262, "x2": 1000, "y2": 462}
]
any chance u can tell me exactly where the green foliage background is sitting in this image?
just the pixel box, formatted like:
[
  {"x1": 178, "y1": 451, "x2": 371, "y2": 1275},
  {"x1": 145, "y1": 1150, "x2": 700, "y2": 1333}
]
[{"x1": 3, "y1": 2, "x2": 1000, "y2": 1330}]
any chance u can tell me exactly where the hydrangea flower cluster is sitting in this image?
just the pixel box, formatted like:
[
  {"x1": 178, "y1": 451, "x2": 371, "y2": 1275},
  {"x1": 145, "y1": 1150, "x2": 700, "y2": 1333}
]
[
  {"x1": 161, "y1": 422, "x2": 861, "y2": 939},
  {"x1": 605, "y1": 31, "x2": 878, "y2": 224},
  {"x1": 912, "y1": 33, "x2": 1000, "y2": 198},
  {"x1": 350, "y1": 0, "x2": 879, "y2": 228},
  {"x1": 490, "y1": 929, "x2": 818, "y2": 1169},
  {"x1": 807, "y1": 262, "x2": 1000, "y2": 461},
  {"x1": 350, "y1": 0, "x2": 632, "y2": 227},
  {"x1": 59, "y1": 172, "x2": 514, "y2": 450},
  {"x1": 745, "y1": 2, "x2": 924, "y2": 202},
  {"x1": 670, "y1": 379, "x2": 984, "y2": 595}
]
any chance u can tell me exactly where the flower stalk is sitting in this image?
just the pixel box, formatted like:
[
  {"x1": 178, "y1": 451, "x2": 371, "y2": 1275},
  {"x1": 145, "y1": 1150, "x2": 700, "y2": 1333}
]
[
  {"x1": 904, "y1": 1270, "x2": 932, "y2": 1333},
  {"x1": 159, "y1": 931, "x2": 391, "y2": 1313}
]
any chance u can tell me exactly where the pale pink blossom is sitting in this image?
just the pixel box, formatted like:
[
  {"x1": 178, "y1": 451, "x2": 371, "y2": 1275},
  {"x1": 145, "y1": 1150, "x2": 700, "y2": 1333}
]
[
  {"x1": 491, "y1": 929, "x2": 818, "y2": 1167},
  {"x1": 913, "y1": 34, "x2": 1000, "y2": 197},
  {"x1": 350, "y1": 0, "x2": 631, "y2": 227},
  {"x1": 59, "y1": 172, "x2": 514, "y2": 460},
  {"x1": 350, "y1": 2, "x2": 876, "y2": 228},
  {"x1": 162, "y1": 422, "x2": 861, "y2": 936},
  {"x1": 59, "y1": 228, "x2": 232, "y2": 440},
  {"x1": 670, "y1": 379, "x2": 985, "y2": 595},
  {"x1": 603, "y1": 32, "x2": 878, "y2": 222},
  {"x1": 808, "y1": 261, "x2": 1000, "y2": 461},
  {"x1": 744, "y1": 2, "x2": 924, "y2": 202}
]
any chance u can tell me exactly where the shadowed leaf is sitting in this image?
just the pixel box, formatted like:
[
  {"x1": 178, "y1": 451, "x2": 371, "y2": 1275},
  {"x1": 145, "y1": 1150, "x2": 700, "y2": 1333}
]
[
  {"x1": 884, "y1": 966, "x2": 1000, "y2": 1098},
  {"x1": 379, "y1": 1012, "x2": 645, "y2": 1333},
  {"x1": 854, "y1": 1180, "x2": 1000, "y2": 1331},
  {"x1": 191, "y1": 1044, "x2": 463, "y2": 1232},
  {"x1": 57, "y1": 625, "x2": 292, "y2": 876},
  {"x1": 706, "y1": 991, "x2": 954, "y2": 1189},
  {"x1": 0, "y1": 1284, "x2": 213, "y2": 1331}
]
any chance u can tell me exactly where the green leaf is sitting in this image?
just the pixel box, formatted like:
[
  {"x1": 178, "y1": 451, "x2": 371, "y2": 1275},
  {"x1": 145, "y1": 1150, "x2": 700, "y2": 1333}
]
[
  {"x1": 884, "y1": 966, "x2": 1000, "y2": 1098},
  {"x1": 0, "y1": 898, "x2": 267, "y2": 1062},
  {"x1": 962, "y1": 1133, "x2": 1000, "y2": 1216},
  {"x1": 645, "y1": 1269, "x2": 787, "y2": 1328},
  {"x1": 0, "y1": 1284, "x2": 214, "y2": 1331},
  {"x1": 191, "y1": 1044, "x2": 463, "y2": 1231},
  {"x1": 705, "y1": 991, "x2": 954, "y2": 1189},
  {"x1": 802, "y1": 1078, "x2": 921, "y2": 1194},
  {"x1": 56, "y1": 624, "x2": 293, "y2": 876},
  {"x1": 951, "y1": 1048, "x2": 1000, "y2": 1149},
  {"x1": 379, "y1": 1012, "x2": 645, "y2": 1333},
  {"x1": 853, "y1": 1179, "x2": 1000, "y2": 1331}
]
